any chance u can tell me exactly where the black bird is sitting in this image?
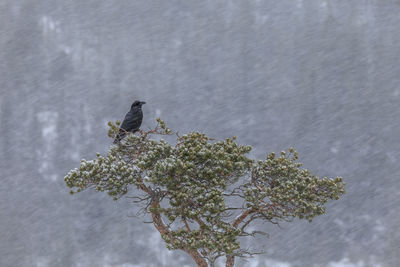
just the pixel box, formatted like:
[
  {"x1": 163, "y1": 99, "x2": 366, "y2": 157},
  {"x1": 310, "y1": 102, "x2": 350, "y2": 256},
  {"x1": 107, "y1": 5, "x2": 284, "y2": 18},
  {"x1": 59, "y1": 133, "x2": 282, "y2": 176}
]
[{"x1": 113, "y1": 101, "x2": 146, "y2": 144}]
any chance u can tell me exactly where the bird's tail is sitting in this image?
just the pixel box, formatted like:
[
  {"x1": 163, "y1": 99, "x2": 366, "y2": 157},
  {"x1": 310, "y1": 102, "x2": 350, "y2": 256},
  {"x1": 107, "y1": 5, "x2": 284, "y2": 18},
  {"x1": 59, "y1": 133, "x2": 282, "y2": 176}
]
[
  {"x1": 113, "y1": 128, "x2": 129, "y2": 144},
  {"x1": 113, "y1": 133, "x2": 123, "y2": 144}
]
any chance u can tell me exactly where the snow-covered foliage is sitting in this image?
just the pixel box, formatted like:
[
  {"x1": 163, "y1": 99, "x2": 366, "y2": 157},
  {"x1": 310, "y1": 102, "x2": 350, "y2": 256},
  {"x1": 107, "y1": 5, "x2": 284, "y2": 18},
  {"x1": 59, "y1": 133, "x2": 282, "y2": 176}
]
[{"x1": 65, "y1": 119, "x2": 345, "y2": 266}]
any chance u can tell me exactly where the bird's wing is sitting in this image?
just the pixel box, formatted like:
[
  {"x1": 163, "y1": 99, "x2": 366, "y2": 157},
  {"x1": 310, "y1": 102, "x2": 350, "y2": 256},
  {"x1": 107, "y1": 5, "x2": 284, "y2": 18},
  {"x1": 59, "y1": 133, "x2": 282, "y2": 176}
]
[{"x1": 120, "y1": 109, "x2": 143, "y2": 132}]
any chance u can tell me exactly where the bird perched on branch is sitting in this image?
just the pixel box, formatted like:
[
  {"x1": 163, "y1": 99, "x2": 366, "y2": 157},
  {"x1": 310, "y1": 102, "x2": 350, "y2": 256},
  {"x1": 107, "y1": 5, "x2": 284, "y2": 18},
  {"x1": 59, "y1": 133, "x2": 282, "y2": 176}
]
[{"x1": 113, "y1": 100, "x2": 146, "y2": 144}]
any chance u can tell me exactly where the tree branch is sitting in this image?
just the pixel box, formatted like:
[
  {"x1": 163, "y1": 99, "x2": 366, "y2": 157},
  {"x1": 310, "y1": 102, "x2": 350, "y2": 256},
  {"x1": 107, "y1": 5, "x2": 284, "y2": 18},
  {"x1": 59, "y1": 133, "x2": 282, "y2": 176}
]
[
  {"x1": 149, "y1": 199, "x2": 207, "y2": 267},
  {"x1": 232, "y1": 209, "x2": 254, "y2": 228}
]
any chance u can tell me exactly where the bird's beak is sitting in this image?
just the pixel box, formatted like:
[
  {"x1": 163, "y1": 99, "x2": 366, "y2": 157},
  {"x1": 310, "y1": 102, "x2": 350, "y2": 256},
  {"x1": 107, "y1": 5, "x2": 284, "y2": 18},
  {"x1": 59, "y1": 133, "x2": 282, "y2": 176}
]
[{"x1": 141, "y1": 101, "x2": 146, "y2": 104}]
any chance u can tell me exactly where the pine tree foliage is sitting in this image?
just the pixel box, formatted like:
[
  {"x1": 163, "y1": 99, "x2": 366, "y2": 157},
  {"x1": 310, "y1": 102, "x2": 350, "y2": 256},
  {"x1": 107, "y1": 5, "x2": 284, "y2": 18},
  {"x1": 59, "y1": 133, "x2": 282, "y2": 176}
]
[{"x1": 64, "y1": 118, "x2": 345, "y2": 267}]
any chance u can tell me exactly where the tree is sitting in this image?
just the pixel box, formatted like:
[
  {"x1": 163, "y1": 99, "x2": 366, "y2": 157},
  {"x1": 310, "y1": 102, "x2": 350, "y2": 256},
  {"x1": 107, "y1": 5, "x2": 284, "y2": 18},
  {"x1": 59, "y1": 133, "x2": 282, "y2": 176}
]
[{"x1": 64, "y1": 119, "x2": 345, "y2": 267}]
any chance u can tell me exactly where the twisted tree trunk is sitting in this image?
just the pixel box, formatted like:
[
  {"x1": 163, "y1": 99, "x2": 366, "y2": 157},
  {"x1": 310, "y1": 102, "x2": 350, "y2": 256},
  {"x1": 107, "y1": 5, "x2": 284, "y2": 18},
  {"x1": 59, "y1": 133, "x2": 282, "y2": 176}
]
[
  {"x1": 150, "y1": 199, "x2": 208, "y2": 267},
  {"x1": 226, "y1": 255, "x2": 235, "y2": 267}
]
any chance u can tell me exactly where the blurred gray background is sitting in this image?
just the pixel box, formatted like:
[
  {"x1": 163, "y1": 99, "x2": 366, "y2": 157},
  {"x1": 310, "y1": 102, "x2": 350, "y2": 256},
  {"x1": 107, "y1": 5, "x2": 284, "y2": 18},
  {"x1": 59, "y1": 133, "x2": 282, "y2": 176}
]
[{"x1": 1, "y1": 1, "x2": 399, "y2": 266}]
